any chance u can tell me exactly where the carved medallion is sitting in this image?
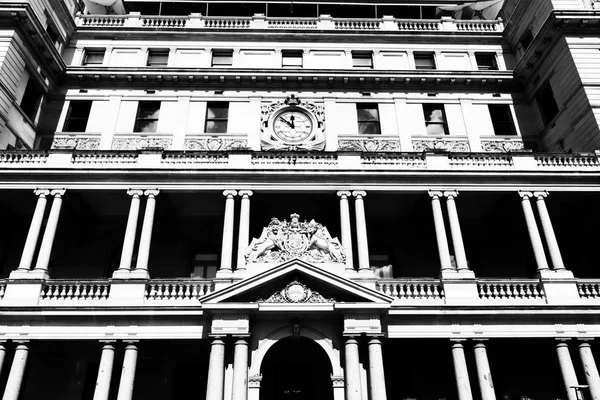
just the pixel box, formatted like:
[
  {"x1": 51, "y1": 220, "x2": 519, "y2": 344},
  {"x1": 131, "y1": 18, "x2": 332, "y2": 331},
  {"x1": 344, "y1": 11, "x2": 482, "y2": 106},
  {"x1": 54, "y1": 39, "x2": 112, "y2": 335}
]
[{"x1": 259, "y1": 281, "x2": 335, "y2": 303}]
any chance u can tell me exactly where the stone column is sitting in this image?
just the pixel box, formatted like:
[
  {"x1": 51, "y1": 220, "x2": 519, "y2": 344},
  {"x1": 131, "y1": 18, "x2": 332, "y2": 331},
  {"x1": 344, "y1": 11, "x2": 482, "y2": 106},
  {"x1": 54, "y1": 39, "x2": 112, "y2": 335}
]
[
  {"x1": 206, "y1": 338, "x2": 226, "y2": 400},
  {"x1": 429, "y1": 191, "x2": 453, "y2": 272},
  {"x1": 451, "y1": 341, "x2": 473, "y2": 400},
  {"x1": 220, "y1": 190, "x2": 238, "y2": 274},
  {"x1": 0, "y1": 342, "x2": 6, "y2": 378},
  {"x1": 353, "y1": 191, "x2": 370, "y2": 274},
  {"x1": 556, "y1": 340, "x2": 579, "y2": 400},
  {"x1": 473, "y1": 341, "x2": 496, "y2": 400},
  {"x1": 236, "y1": 191, "x2": 253, "y2": 272},
  {"x1": 518, "y1": 192, "x2": 549, "y2": 272},
  {"x1": 337, "y1": 191, "x2": 354, "y2": 271},
  {"x1": 344, "y1": 337, "x2": 362, "y2": 400},
  {"x1": 444, "y1": 191, "x2": 469, "y2": 271},
  {"x1": 2, "y1": 342, "x2": 29, "y2": 400},
  {"x1": 116, "y1": 190, "x2": 144, "y2": 274},
  {"x1": 579, "y1": 340, "x2": 600, "y2": 400},
  {"x1": 34, "y1": 189, "x2": 66, "y2": 274},
  {"x1": 133, "y1": 189, "x2": 159, "y2": 277},
  {"x1": 17, "y1": 189, "x2": 50, "y2": 272},
  {"x1": 367, "y1": 338, "x2": 387, "y2": 400},
  {"x1": 232, "y1": 338, "x2": 249, "y2": 400},
  {"x1": 116, "y1": 342, "x2": 139, "y2": 400},
  {"x1": 93, "y1": 341, "x2": 116, "y2": 400},
  {"x1": 534, "y1": 192, "x2": 565, "y2": 271}
]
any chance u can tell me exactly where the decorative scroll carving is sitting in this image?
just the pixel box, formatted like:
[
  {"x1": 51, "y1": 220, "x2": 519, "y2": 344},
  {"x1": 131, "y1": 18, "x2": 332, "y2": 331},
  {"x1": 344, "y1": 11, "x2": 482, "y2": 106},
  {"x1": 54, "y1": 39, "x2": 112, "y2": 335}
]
[
  {"x1": 412, "y1": 139, "x2": 470, "y2": 152},
  {"x1": 259, "y1": 280, "x2": 335, "y2": 303},
  {"x1": 51, "y1": 137, "x2": 100, "y2": 150},
  {"x1": 248, "y1": 375, "x2": 263, "y2": 388},
  {"x1": 184, "y1": 138, "x2": 248, "y2": 151},
  {"x1": 338, "y1": 139, "x2": 402, "y2": 152},
  {"x1": 112, "y1": 138, "x2": 173, "y2": 150},
  {"x1": 481, "y1": 138, "x2": 525, "y2": 153},
  {"x1": 330, "y1": 376, "x2": 345, "y2": 388},
  {"x1": 245, "y1": 213, "x2": 345, "y2": 263}
]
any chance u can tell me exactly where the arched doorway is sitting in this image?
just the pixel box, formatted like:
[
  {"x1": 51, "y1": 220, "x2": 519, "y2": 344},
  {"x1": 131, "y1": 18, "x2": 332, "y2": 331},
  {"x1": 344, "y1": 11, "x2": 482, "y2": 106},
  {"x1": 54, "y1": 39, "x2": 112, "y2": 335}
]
[{"x1": 260, "y1": 337, "x2": 334, "y2": 400}]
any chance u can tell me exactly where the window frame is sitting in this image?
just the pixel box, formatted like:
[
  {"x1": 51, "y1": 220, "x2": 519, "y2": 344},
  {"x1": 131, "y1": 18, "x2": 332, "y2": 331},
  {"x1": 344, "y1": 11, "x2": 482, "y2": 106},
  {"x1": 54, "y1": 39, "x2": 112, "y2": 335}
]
[
  {"x1": 423, "y1": 104, "x2": 449, "y2": 135},
  {"x1": 414, "y1": 52, "x2": 436, "y2": 70},
  {"x1": 205, "y1": 102, "x2": 230, "y2": 134},
  {"x1": 489, "y1": 104, "x2": 517, "y2": 136},
  {"x1": 282, "y1": 49, "x2": 303, "y2": 68},
  {"x1": 147, "y1": 49, "x2": 170, "y2": 67},
  {"x1": 352, "y1": 51, "x2": 373, "y2": 69},
  {"x1": 211, "y1": 49, "x2": 234, "y2": 67},
  {"x1": 19, "y1": 78, "x2": 44, "y2": 121},
  {"x1": 475, "y1": 53, "x2": 499, "y2": 71},
  {"x1": 536, "y1": 83, "x2": 560, "y2": 125},
  {"x1": 134, "y1": 101, "x2": 161, "y2": 133},
  {"x1": 356, "y1": 103, "x2": 381, "y2": 135},
  {"x1": 63, "y1": 100, "x2": 93, "y2": 132},
  {"x1": 82, "y1": 48, "x2": 105, "y2": 66}
]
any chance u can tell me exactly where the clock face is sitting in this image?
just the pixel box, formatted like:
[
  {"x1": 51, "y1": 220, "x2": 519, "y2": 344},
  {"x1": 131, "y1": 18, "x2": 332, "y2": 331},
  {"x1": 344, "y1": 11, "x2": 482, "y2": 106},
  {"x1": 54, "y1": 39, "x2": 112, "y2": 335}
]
[{"x1": 273, "y1": 109, "x2": 314, "y2": 143}]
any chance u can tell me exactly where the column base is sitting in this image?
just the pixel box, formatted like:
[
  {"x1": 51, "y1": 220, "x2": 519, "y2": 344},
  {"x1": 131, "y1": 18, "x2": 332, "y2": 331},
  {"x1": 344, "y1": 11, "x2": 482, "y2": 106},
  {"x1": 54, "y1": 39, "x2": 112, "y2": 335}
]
[
  {"x1": 8, "y1": 269, "x2": 50, "y2": 280},
  {"x1": 111, "y1": 269, "x2": 132, "y2": 279},
  {"x1": 536, "y1": 269, "x2": 575, "y2": 279},
  {"x1": 439, "y1": 269, "x2": 475, "y2": 279},
  {"x1": 129, "y1": 269, "x2": 150, "y2": 279}
]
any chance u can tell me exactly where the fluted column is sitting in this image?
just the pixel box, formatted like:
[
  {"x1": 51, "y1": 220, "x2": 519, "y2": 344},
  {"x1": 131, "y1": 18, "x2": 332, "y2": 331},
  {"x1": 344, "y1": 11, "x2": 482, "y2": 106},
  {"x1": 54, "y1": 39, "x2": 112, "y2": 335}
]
[
  {"x1": 17, "y1": 189, "x2": 50, "y2": 271},
  {"x1": 451, "y1": 340, "x2": 473, "y2": 400},
  {"x1": 337, "y1": 191, "x2": 354, "y2": 271},
  {"x1": 232, "y1": 338, "x2": 249, "y2": 400},
  {"x1": 2, "y1": 342, "x2": 29, "y2": 400},
  {"x1": 134, "y1": 189, "x2": 159, "y2": 276},
  {"x1": 345, "y1": 337, "x2": 362, "y2": 400},
  {"x1": 368, "y1": 338, "x2": 387, "y2": 400},
  {"x1": 429, "y1": 191, "x2": 453, "y2": 272},
  {"x1": 93, "y1": 341, "x2": 116, "y2": 400},
  {"x1": 116, "y1": 342, "x2": 138, "y2": 400},
  {"x1": 519, "y1": 192, "x2": 549, "y2": 272},
  {"x1": 353, "y1": 191, "x2": 370, "y2": 274},
  {"x1": 117, "y1": 190, "x2": 144, "y2": 273},
  {"x1": 556, "y1": 340, "x2": 579, "y2": 400},
  {"x1": 236, "y1": 191, "x2": 252, "y2": 271},
  {"x1": 534, "y1": 191, "x2": 565, "y2": 270},
  {"x1": 444, "y1": 191, "x2": 469, "y2": 271},
  {"x1": 220, "y1": 190, "x2": 237, "y2": 273},
  {"x1": 579, "y1": 340, "x2": 600, "y2": 400},
  {"x1": 206, "y1": 338, "x2": 226, "y2": 400},
  {"x1": 473, "y1": 341, "x2": 496, "y2": 400},
  {"x1": 34, "y1": 189, "x2": 66, "y2": 273}
]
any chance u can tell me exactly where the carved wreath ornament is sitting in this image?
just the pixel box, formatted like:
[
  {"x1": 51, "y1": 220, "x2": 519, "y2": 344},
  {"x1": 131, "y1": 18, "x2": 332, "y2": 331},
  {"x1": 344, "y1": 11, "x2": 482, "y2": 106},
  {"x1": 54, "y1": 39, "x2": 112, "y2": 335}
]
[{"x1": 259, "y1": 281, "x2": 335, "y2": 303}]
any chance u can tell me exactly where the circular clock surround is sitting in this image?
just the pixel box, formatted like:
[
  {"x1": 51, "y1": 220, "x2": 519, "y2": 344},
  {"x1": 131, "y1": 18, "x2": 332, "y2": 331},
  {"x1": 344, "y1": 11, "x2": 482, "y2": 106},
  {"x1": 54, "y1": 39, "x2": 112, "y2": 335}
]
[{"x1": 270, "y1": 107, "x2": 317, "y2": 144}]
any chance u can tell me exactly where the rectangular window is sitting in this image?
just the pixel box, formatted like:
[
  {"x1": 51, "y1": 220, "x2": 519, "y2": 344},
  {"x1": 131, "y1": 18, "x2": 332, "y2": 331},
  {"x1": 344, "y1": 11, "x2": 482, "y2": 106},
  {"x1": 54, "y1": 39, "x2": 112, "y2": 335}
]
[
  {"x1": 536, "y1": 83, "x2": 559, "y2": 125},
  {"x1": 423, "y1": 104, "x2": 448, "y2": 135},
  {"x1": 63, "y1": 101, "x2": 92, "y2": 132},
  {"x1": 414, "y1": 52, "x2": 436, "y2": 70},
  {"x1": 352, "y1": 51, "x2": 373, "y2": 68},
  {"x1": 282, "y1": 50, "x2": 303, "y2": 68},
  {"x1": 475, "y1": 53, "x2": 498, "y2": 71},
  {"x1": 147, "y1": 49, "x2": 169, "y2": 67},
  {"x1": 520, "y1": 30, "x2": 534, "y2": 51},
  {"x1": 205, "y1": 102, "x2": 229, "y2": 133},
  {"x1": 134, "y1": 101, "x2": 160, "y2": 133},
  {"x1": 489, "y1": 105, "x2": 516, "y2": 136},
  {"x1": 212, "y1": 49, "x2": 233, "y2": 67},
  {"x1": 356, "y1": 103, "x2": 381, "y2": 135},
  {"x1": 20, "y1": 79, "x2": 44, "y2": 120},
  {"x1": 191, "y1": 254, "x2": 218, "y2": 279},
  {"x1": 82, "y1": 49, "x2": 105, "y2": 65}
]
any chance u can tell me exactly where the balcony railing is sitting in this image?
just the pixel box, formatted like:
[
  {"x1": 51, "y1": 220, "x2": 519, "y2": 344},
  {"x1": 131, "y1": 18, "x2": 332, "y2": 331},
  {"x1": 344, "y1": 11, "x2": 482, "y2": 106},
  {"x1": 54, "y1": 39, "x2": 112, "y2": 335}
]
[
  {"x1": 40, "y1": 280, "x2": 110, "y2": 301},
  {"x1": 376, "y1": 279, "x2": 444, "y2": 301},
  {"x1": 477, "y1": 280, "x2": 545, "y2": 301},
  {"x1": 76, "y1": 13, "x2": 504, "y2": 33},
  {"x1": 146, "y1": 280, "x2": 214, "y2": 300}
]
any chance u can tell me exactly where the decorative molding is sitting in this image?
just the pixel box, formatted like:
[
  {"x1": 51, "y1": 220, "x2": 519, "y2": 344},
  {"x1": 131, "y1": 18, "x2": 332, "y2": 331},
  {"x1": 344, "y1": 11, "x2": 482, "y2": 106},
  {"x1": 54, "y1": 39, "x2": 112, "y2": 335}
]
[
  {"x1": 51, "y1": 137, "x2": 100, "y2": 150},
  {"x1": 248, "y1": 375, "x2": 263, "y2": 388},
  {"x1": 412, "y1": 139, "x2": 470, "y2": 152},
  {"x1": 184, "y1": 138, "x2": 248, "y2": 151},
  {"x1": 481, "y1": 138, "x2": 525, "y2": 152},
  {"x1": 331, "y1": 375, "x2": 345, "y2": 388},
  {"x1": 258, "y1": 280, "x2": 335, "y2": 303},
  {"x1": 338, "y1": 139, "x2": 402, "y2": 152},
  {"x1": 246, "y1": 213, "x2": 345, "y2": 263},
  {"x1": 112, "y1": 137, "x2": 172, "y2": 151}
]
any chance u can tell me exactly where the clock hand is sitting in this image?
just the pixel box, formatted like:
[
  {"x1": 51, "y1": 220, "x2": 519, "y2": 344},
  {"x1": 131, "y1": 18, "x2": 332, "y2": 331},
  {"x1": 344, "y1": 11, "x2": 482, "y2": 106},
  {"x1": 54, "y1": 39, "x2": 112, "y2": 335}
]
[
  {"x1": 279, "y1": 116, "x2": 294, "y2": 128},
  {"x1": 290, "y1": 115, "x2": 295, "y2": 129}
]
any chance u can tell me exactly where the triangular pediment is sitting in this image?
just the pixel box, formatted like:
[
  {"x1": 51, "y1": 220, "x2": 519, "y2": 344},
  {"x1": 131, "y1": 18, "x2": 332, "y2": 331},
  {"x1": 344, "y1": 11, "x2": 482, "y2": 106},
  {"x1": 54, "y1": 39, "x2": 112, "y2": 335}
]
[{"x1": 200, "y1": 259, "x2": 393, "y2": 305}]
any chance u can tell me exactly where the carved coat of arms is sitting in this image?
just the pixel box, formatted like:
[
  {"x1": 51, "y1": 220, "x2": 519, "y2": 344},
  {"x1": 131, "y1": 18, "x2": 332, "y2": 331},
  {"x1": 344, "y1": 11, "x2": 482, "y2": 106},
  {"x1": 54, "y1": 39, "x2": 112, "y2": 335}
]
[{"x1": 245, "y1": 213, "x2": 345, "y2": 263}]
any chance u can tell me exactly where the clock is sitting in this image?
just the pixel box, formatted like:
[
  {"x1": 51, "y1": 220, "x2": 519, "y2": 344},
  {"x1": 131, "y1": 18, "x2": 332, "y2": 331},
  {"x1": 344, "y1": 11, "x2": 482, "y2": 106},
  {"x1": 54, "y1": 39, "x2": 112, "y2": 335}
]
[{"x1": 272, "y1": 109, "x2": 314, "y2": 143}]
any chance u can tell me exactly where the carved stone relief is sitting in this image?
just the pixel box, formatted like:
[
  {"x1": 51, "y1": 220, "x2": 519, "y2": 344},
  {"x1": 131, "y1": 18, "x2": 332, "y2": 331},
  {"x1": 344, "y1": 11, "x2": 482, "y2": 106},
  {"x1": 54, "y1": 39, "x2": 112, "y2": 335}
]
[
  {"x1": 481, "y1": 138, "x2": 525, "y2": 153},
  {"x1": 412, "y1": 139, "x2": 470, "y2": 152},
  {"x1": 338, "y1": 139, "x2": 402, "y2": 152},
  {"x1": 51, "y1": 137, "x2": 101, "y2": 150},
  {"x1": 112, "y1": 138, "x2": 173, "y2": 150},
  {"x1": 184, "y1": 138, "x2": 248, "y2": 151},
  {"x1": 258, "y1": 280, "x2": 335, "y2": 303}
]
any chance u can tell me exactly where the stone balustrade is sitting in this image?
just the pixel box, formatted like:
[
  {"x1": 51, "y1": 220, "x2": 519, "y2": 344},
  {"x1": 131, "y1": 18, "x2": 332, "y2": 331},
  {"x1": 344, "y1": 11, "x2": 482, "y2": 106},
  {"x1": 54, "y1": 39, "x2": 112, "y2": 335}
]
[
  {"x1": 477, "y1": 280, "x2": 545, "y2": 301},
  {"x1": 75, "y1": 13, "x2": 504, "y2": 33},
  {"x1": 376, "y1": 279, "x2": 444, "y2": 300},
  {"x1": 146, "y1": 280, "x2": 214, "y2": 300},
  {"x1": 577, "y1": 280, "x2": 600, "y2": 299},
  {"x1": 40, "y1": 280, "x2": 110, "y2": 301}
]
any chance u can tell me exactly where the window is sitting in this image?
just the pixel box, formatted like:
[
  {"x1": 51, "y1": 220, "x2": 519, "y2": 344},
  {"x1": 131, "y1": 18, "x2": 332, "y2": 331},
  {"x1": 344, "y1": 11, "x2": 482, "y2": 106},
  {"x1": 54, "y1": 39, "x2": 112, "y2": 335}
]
[
  {"x1": 134, "y1": 101, "x2": 160, "y2": 133},
  {"x1": 212, "y1": 49, "x2": 233, "y2": 67},
  {"x1": 352, "y1": 51, "x2": 373, "y2": 68},
  {"x1": 423, "y1": 104, "x2": 448, "y2": 135},
  {"x1": 414, "y1": 52, "x2": 436, "y2": 70},
  {"x1": 489, "y1": 105, "x2": 516, "y2": 136},
  {"x1": 356, "y1": 103, "x2": 381, "y2": 135},
  {"x1": 282, "y1": 50, "x2": 303, "y2": 68},
  {"x1": 147, "y1": 49, "x2": 169, "y2": 67},
  {"x1": 536, "y1": 83, "x2": 559, "y2": 125},
  {"x1": 475, "y1": 53, "x2": 498, "y2": 71},
  {"x1": 82, "y1": 49, "x2": 105, "y2": 65},
  {"x1": 190, "y1": 254, "x2": 218, "y2": 279},
  {"x1": 205, "y1": 102, "x2": 229, "y2": 133},
  {"x1": 63, "y1": 101, "x2": 92, "y2": 132},
  {"x1": 20, "y1": 79, "x2": 44, "y2": 120},
  {"x1": 520, "y1": 30, "x2": 534, "y2": 51}
]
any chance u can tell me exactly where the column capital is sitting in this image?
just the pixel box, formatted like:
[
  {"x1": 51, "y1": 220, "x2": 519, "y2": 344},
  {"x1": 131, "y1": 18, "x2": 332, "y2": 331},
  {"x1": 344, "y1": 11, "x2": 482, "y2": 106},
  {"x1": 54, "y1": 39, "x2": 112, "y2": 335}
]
[
  {"x1": 238, "y1": 190, "x2": 253, "y2": 197},
  {"x1": 352, "y1": 190, "x2": 366, "y2": 198},
  {"x1": 337, "y1": 191, "x2": 352, "y2": 198},
  {"x1": 123, "y1": 340, "x2": 139, "y2": 344},
  {"x1": 428, "y1": 190, "x2": 444, "y2": 199},
  {"x1": 450, "y1": 339, "x2": 467, "y2": 344},
  {"x1": 99, "y1": 340, "x2": 117, "y2": 345},
  {"x1": 518, "y1": 191, "x2": 534, "y2": 199},
  {"x1": 344, "y1": 336, "x2": 359, "y2": 343},
  {"x1": 127, "y1": 189, "x2": 144, "y2": 197},
  {"x1": 533, "y1": 190, "x2": 549, "y2": 199},
  {"x1": 223, "y1": 190, "x2": 238, "y2": 198},
  {"x1": 444, "y1": 190, "x2": 459, "y2": 199},
  {"x1": 144, "y1": 189, "x2": 159, "y2": 197},
  {"x1": 367, "y1": 337, "x2": 383, "y2": 344},
  {"x1": 33, "y1": 189, "x2": 51, "y2": 197},
  {"x1": 51, "y1": 189, "x2": 66, "y2": 197},
  {"x1": 13, "y1": 340, "x2": 30, "y2": 345}
]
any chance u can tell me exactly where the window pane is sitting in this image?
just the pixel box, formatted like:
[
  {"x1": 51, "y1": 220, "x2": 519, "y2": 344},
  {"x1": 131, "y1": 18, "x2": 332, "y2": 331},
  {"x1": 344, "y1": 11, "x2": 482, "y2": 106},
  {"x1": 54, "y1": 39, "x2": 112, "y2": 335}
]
[
  {"x1": 148, "y1": 51, "x2": 169, "y2": 66},
  {"x1": 489, "y1": 105, "x2": 515, "y2": 136},
  {"x1": 352, "y1": 53, "x2": 373, "y2": 67},
  {"x1": 84, "y1": 50, "x2": 104, "y2": 65},
  {"x1": 207, "y1": 106, "x2": 229, "y2": 119},
  {"x1": 357, "y1": 108, "x2": 379, "y2": 121},
  {"x1": 426, "y1": 123, "x2": 447, "y2": 135},
  {"x1": 424, "y1": 106, "x2": 445, "y2": 123},
  {"x1": 206, "y1": 120, "x2": 228, "y2": 133},
  {"x1": 64, "y1": 101, "x2": 92, "y2": 132},
  {"x1": 358, "y1": 122, "x2": 381, "y2": 135},
  {"x1": 476, "y1": 53, "x2": 498, "y2": 71},
  {"x1": 135, "y1": 120, "x2": 158, "y2": 133},
  {"x1": 415, "y1": 54, "x2": 435, "y2": 69}
]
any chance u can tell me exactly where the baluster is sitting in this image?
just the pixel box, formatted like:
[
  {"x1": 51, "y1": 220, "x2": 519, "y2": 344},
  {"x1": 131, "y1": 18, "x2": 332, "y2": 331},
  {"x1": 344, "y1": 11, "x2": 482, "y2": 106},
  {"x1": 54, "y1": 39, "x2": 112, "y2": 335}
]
[
  {"x1": 0, "y1": 285, "x2": 5, "y2": 299},
  {"x1": 424, "y1": 284, "x2": 432, "y2": 298},
  {"x1": 148, "y1": 284, "x2": 157, "y2": 299},
  {"x1": 522, "y1": 284, "x2": 530, "y2": 299},
  {"x1": 101, "y1": 285, "x2": 109, "y2": 299},
  {"x1": 59, "y1": 285, "x2": 67, "y2": 299},
  {"x1": 74, "y1": 285, "x2": 82, "y2": 299},
  {"x1": 177, "y1": 284, "x2": 185, "y2": 299},
  {"x1": 66, "y1": 285, "x2": 74, "y2": 299},
  {"x1": 184, "y1": 284, "x2": 191, "y2": 299},
  {"x1": 52, "y1": 285, "x2": 60, "y2": 299}
]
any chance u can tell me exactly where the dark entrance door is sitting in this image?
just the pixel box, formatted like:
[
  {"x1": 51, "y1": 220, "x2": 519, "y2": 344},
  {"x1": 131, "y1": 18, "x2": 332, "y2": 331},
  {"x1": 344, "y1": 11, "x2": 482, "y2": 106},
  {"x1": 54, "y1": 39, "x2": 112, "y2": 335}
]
[{"x1": 260, "y1": 337, "x2": 333, "y2": 400}]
